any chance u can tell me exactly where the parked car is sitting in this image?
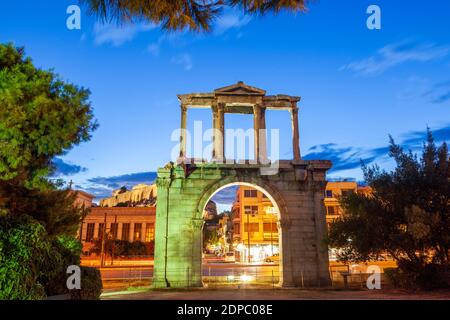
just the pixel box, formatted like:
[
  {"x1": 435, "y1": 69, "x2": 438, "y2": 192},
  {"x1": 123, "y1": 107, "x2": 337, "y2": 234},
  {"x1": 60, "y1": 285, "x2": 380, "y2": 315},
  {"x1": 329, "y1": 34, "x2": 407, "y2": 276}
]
[
  {"x1": 265, "y1": 253, "x2": 280, "y2": 263},
  {"x1": 224, "y1": 252, "x2": 236, "y2": 263}
]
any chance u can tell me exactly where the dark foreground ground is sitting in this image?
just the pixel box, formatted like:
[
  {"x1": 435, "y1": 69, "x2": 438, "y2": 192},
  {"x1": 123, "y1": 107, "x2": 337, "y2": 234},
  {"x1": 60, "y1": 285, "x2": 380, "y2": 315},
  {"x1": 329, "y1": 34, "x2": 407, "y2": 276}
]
[{"x1": 101, "y1": 287, "x2": 450, "y2": 300}]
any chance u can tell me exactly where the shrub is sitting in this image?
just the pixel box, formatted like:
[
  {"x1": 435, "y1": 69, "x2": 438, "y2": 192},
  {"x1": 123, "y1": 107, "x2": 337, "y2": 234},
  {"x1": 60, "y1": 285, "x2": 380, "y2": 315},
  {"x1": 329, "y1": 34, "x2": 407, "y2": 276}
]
[
  {"x1": 384, "y1": 264, "x2": 450, "y2": 290},
  {"x1": 0, "y1": 215, "x2": 50, "y2": 300},
  {"x1": 89, "y1": 239, "x2": 152, "y2": 257},
  {"x1": 70, "y1": 266, "x2": 103, "y2": 300},
  {"x1": 39, "y1": 235, "x2": 83, "y2": 296}
]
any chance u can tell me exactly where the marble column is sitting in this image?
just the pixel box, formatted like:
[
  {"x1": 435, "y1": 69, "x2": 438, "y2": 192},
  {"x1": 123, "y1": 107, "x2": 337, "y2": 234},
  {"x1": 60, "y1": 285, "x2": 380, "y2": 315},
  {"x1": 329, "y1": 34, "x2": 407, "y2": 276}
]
[
  {"x1": 212, "y1": 103, "x2": 224, "y2": 161},
  {"x1": 179, "y1": 104, "x2": 187, "y2": 160},
  {"x1": 253, "y1": 105, "x2": 261, "y2": 162},
  {"x1": 259, "y1": 105, "x2": 268, "y2": 163},
  {"x1": 290, "y1": 106, "x2": 301, "y2": 161}
]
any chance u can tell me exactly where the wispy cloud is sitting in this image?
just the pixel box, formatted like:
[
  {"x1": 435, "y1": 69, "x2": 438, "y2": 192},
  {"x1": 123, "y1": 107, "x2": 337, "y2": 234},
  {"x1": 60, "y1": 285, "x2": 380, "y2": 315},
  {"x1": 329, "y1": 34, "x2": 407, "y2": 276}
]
[
  {"x1": 423, "y1": 80, "x2": 450, "y2": 104},
  {"x1": 304, "y1": 124, "x2": 450, "y2": 173},
  {"x1": 79, "y1": 171, "x2": 157, "y2": 199},
  {"x1": 304, "y1": 144, "x2": 383, "y2": 172},
  {"x1": 171, "y1": 53, "x2": 193, "y2": 71},
  {"x1": 341, "y1": 40, "x2": 450, "y2": 76},
  {"x1": 214, "y1": 12, "x2": 251, "y2": 35},
  {"x1": 87, "y1": 171, "x2": 157, "y2": 189},
  {"x1": 50, "y1": 158, "x2": 87, "y2": 177},
  {"x1": 93, "y1": 22, "x2": 157, "y2": 46},
  {"x1": 210, "y1": 185, "x2": 239, "y2": 205}
]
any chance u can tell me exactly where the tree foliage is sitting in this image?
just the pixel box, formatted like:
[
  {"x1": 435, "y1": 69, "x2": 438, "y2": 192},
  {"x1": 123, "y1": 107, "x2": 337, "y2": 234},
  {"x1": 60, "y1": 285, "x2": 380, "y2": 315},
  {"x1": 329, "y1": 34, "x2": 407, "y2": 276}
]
[
  {"x1": 82, "y1": 0, "x2": 311, "y2": 32},
  {"x1": 0, "y1": 43, "x2": 98, "y2": 188},
  {"x1": 0, "y1": 215, "x2": 50, "y2": 300},
  {"x1": 203, "y1": 227, "x2": 220, "y2": 249},
  {"x1": 328, "y1": 130, "x2": 450, "y2": 288},
  {"x1": 0, "y1": 43, "x2": 99, "y2": 299}
]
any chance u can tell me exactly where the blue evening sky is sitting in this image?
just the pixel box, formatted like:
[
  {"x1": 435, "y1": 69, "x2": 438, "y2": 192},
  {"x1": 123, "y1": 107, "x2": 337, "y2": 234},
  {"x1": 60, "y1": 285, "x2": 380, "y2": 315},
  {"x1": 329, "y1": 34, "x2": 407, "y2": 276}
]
[{"x1": 1, "y1": 0, "x2": 450, "y2": 205}]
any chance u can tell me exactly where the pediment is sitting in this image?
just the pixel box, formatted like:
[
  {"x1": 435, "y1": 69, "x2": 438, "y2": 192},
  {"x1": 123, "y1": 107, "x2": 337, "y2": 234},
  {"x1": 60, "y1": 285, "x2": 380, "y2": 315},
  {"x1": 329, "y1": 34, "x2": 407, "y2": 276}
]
[{"x1": 214, "y1": 81, "x2": 266, "y2": 96}]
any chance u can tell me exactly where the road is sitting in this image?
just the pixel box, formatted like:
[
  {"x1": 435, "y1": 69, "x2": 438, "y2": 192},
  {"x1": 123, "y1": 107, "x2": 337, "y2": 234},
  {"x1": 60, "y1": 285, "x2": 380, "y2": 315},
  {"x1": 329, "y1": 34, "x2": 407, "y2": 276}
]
[{"x1": 100, "y1": 264, "x2": 279, "y2": 280}]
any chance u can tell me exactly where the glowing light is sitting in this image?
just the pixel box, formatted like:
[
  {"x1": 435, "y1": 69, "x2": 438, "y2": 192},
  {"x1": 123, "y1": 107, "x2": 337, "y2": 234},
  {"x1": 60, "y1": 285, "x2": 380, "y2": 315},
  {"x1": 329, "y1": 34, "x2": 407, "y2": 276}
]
[
  {"x1": 227, "y1": 275, "x2": 235, "y2": 281},
  {"x1": 240, "y1": 274, "x2": 254, "y2": 282}
]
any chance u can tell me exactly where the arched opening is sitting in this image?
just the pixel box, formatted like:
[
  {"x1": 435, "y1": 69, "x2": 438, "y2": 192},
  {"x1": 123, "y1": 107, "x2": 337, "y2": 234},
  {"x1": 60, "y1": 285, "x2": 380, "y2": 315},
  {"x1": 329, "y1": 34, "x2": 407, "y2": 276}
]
[{"x1": 199, "y1": 182, "x2": 283, "y2": 287}]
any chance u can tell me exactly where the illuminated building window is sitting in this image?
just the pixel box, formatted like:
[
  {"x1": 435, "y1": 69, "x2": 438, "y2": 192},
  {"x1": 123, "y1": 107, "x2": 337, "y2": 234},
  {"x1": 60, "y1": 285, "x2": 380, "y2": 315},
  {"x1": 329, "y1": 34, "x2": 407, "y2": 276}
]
[
  {"x1": 327, "y1": 206, "x2": 339, "y2": 215},
  {"x1": 263, "y1": 222, "x2": 277, "y2": 232},
  {"x1": 325, "y1": 190, "x2": 333, "y2": 198},
  {"x1": 110, "y1": 223, "x2": 118, "y2": 239},
  {"x1": 134, "y1": 223, "x2": 142, "y2": 241},
  {"x1": 244, "y1": 223, "x2": 259, "y2": 232},
  {"x1": 244, "y1": 189, "x2": 257, "y2": 197},
  {"x1": 86, "y1": 223, "x2": 95, "y2": 242},
  {"x1": 145, "y1": 223, "x2": 154, "y2": 242},
  {"x1": 121, "y1": 223, "x2": 130, "y2": 241},
  {"x1": 244, "y1": 205, "x2": 258, "y2": 215}
]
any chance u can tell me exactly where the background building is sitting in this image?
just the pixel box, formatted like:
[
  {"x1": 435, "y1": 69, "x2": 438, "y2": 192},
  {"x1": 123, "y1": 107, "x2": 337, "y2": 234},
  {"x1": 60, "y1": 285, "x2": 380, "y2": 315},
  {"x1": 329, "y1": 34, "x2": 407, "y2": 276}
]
[
  {"x1": 100, "y1": 184, "x2": 157, "y2": 207},
  {"x1": 80, "y1": 207, "x2": 156, "y2": 254},
  {"x1": 324, "y1": 181, "x2": 373, "y2": 260},
  {"x1": 231, "y1": 186, "x2": 279, "y2": 263}
]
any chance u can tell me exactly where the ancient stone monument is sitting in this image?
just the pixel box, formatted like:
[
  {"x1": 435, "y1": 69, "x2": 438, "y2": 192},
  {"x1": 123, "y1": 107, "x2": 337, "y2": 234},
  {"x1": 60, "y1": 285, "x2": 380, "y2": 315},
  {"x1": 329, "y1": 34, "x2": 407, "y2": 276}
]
[{"x1": 152, "y1": 82, "x2": 332, "y2": 288}]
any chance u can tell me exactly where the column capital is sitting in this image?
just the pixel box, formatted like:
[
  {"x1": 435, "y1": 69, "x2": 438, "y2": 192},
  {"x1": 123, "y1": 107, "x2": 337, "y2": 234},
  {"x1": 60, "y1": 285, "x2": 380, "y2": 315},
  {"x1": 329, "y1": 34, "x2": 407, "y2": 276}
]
[{"x1": 180, "y1": 104, "x2": 188, "y2": 112}]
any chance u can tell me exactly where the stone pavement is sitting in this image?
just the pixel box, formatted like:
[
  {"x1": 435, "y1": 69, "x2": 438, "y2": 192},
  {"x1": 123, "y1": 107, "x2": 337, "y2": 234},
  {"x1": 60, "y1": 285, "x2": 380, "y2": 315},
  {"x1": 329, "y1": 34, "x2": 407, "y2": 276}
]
[{"x1": 101, "y1": 287, "x2": 450, "y2": 300}]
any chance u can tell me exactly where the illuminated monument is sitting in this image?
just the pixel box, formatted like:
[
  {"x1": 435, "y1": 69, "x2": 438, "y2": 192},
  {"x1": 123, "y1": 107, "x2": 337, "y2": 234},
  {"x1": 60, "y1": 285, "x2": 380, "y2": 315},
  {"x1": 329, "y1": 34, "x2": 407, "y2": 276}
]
[{"x1": 152, "y1": 82, "x2": 332, "y2": 288}]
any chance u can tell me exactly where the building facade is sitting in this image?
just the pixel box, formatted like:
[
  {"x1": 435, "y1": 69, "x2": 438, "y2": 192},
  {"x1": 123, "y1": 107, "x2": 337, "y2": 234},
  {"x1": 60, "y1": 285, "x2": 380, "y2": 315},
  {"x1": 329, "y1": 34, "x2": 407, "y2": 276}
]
[
  {"x1": 231, "y1": 186, "x2": 279, "y2": 263},
  {"x1": 80, "y1": 207, "x2": 156, "y2": 253}
]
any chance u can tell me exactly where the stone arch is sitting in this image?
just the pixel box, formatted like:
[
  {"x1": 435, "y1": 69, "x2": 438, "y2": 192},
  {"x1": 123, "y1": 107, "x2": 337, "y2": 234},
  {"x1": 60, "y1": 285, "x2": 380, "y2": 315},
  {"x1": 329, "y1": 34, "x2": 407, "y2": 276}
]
[
  {"x1": 152, "y1": 162, "x2": 332, "y2": 288},
  {"x1": 195, "y1": 175, "x2": 288, "y2": 222}
]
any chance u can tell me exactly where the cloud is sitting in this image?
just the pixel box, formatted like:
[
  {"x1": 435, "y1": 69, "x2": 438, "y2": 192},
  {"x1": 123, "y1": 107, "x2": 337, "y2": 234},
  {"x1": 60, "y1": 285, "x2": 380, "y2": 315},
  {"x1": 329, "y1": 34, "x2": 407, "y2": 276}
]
[
  {"x1": 214, "y1": 12, "x2": 251, "y2": 35},
  {"x1": 304, "y1": 124, "x2": 450, "y2": 174},
  {"x1": 303, "y1": 144, "x2": 382, "y2": 172},
  {"x1": 210, "y1": 185, "x2": 239, "y2": 205},
  {"x1": 93, "y1": 22, "x2": 156, "y2": 46},
  {"x1": 87, "y1": 171, "x2": 157, "y2": 190},
  {"x1": 147, "y1": 41, "x2": 161, "y2": 56},
  {"x1": 422, "y1": 80, "x2": 450, "y2": 104},
  {"x1": 401, "y1": 125, "x2": 450, "y2": 147},
  {"x1": 341, "y1": 40, "x2": 450, "y2": 76},
  {"x1": 171, "y1": 53, "x2": 193, "y2": 71},
  {"x1": 78, "y1": 171, "x2": 157, "y2": 200},
  {"x1": 50, "y1": 158, "x2": 87, "y2": 177}
]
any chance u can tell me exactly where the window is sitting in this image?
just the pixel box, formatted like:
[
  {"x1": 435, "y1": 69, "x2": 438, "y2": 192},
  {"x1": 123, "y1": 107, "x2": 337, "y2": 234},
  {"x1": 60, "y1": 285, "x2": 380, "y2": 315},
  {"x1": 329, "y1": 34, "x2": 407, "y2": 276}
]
[
  {"x1": 263, "y1": 222, "x2": 277, "y2": 232},
  {"x1": 134, "y1": 223, "x2": 142, "y2": 241},
  {"x1": 325, "y1": 190, "x2": 333, "y2": 198},
  {"x1": 145, "y1": 223, "x2": 154, "y2": 242},
  {"x1": 86, "y1": 223, "x2": 95, "y2": 242},
  {"x1": 110, "y1": 223, "x2": 118, "y2": 239},
  {"x1": 244, "y1": 205, "x2": 258, "y2": 215},
  {"x1": 341, "y1": 189, "x2": 354, "y2": 197},
  {"x1": 98, "y1": 223, "x2": 105, "y2": 240},
  {"x1": 244, "y1": 189, "x2": 257, "y2": 198},
  {"x1": 121, "y1": 223, "x2": 130, "y2": 241},
  {"x1": 233, "y1": 223, "x2": 240, "y2": 234},
  {"x1": 244, "y1": 223, "x2": 259, "y2": 232},
  {"x1": 262, "y1": 193, "x2": 268, "y2": 198},
  {"x1": 327, "y1": 206, "x2": 339, "y2": 216}
]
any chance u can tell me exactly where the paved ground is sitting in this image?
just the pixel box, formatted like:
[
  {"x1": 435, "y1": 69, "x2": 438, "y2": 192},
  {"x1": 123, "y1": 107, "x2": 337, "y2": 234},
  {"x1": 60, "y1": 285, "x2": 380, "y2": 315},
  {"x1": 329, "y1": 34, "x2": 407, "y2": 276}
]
[
  {"x1": 100, "y1": 265, "x2": 279, "y2": 280},
  {"x1": 102, "y1": 287, "x2": 450, "y2": 300}
]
